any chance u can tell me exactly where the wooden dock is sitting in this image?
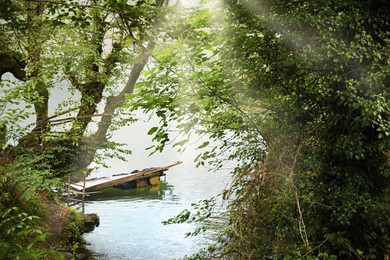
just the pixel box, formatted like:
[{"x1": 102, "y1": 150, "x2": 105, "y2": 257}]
[{"x1": 70, "y1": 161, "x2": 182, "y2": 192}]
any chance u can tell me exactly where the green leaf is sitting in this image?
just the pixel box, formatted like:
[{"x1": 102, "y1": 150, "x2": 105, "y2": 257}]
[
  {"x1": 147, "y1": 126, "x2": 158, "y2": 135},
  {"x1": 197, "y1": 141, "x2": 209, "y2": 149}
]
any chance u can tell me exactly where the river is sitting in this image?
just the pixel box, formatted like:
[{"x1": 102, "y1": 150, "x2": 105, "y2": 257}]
[
  {"x1": 81, "y1": 114, "x2": 232, "y2": 259},
  {"x1": 2, "y1": 73, "x2": 231, "y2": 259}
]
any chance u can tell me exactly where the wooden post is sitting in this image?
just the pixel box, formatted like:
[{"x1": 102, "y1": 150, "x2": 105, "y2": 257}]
[
  {"x1": 82, "y1": 170, "x2": 86, "y2": 213},
  {"x1": 67, "y1": 173, "x2": 71, "y2": 206}
]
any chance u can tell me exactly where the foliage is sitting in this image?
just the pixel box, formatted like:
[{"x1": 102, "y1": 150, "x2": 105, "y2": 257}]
[
  {"x1": 163, "y1": 197, "x2": 218, "y2": 238},
  {"x1": 0, "y1": 77, "x2": 35, "y2": 147},
  {"x1": 129, "y1": 1, "x2": 266, "y2": 166},
  {"x1": 129, "y1": 0, "x2": 390, "y2": 259},
  {"x1": 0, "y1": 172, "x2": 47, "y2": 259},
  {"x1": 221, "y1": 0, "x2": 389, "y2": 258},
  {"x1": 219, "y1": 0, "x2": 390, "y2": 258}
]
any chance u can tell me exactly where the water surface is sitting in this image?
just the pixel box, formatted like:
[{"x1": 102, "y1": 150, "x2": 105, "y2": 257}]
[
  {"x1": 83, "y1": 152, "x2": 231, "y2": 259},
  {"x1": 81, "y1": 109, "x2": 233, "y2": 259}
]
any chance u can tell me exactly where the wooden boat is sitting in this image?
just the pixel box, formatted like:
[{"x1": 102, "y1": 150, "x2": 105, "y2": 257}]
[{"x1": 70, "y1": 161, "x2": 182, "y2": 192}]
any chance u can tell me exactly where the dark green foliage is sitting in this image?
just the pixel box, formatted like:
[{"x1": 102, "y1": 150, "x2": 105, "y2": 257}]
[{"x1": 219, "y1": 0, "x2": 390, "y2": 258}]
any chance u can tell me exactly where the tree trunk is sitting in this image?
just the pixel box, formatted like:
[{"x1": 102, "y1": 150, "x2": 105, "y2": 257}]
[
  {"x1": 0, "y1": 53, "x2": 26, "y2": 81},
  {"x1": 73, "y1": 0, "x2": 166, "y2": 170}
]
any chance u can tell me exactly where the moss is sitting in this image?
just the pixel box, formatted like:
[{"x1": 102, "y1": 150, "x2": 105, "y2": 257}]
[
  {"x1": 65, "y1": 208, "x2": 99, "y2": 241},
  {"x1": 64, "y1": 208, "x2": 84, "y2": 244}
]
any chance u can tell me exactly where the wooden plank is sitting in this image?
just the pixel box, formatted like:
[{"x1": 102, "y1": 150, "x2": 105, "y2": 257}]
[{"x1": 84, "y1": 170, "x2": 164, "y2": 191}]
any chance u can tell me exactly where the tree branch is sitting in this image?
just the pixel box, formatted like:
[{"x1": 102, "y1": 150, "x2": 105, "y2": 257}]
[
  {"x1": 92, "y1": 0, "x2": 167, "y2": 144},
  {"x1": 72, "y1": 0, "x2": 167, "y2": 169},
  {"x1": 48, "y1": 113, "x2": 112, "y2": 124}
]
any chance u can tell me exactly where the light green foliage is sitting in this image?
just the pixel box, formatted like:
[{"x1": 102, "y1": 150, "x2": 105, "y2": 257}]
[
  {"x1": 163, "y1": 197, "x2": 217, "y2": 238},
  {"x1": 0, "y1": 78, "x2": 35, "y2": 146},
  {"x1": 129, "y1": 2, "x2": 266, "y2": 166},
  {"x1": 0, "y1": 0, "x2": 169, "y2": 174},
  {"x1": 10, "y1": 146, "x2": 64, "y2": 191}
]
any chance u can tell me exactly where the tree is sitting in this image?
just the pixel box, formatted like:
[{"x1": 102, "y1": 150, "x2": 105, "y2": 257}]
[
  {"x1": 221, "y1": 0, "x2": 390, "y2": 258},
  {"x1": 0, "y1": 0, "x2": 169, "y2": 176},
  {"x1": 0, "y1": 2, "x2": 171, "y2": 256}
]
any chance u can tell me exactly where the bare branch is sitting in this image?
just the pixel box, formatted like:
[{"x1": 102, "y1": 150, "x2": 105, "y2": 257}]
[{"x1": 49, "y1": 113, "x2": 113, "y2": 124}]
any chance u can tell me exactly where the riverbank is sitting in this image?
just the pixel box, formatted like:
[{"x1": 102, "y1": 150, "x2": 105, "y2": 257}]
[
  {"x1": 39, "y1": 191, "x2": 100, "y2": 259},
  {"x1": 0, "y1": 173, "x2": 99, "y2": 259}
]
